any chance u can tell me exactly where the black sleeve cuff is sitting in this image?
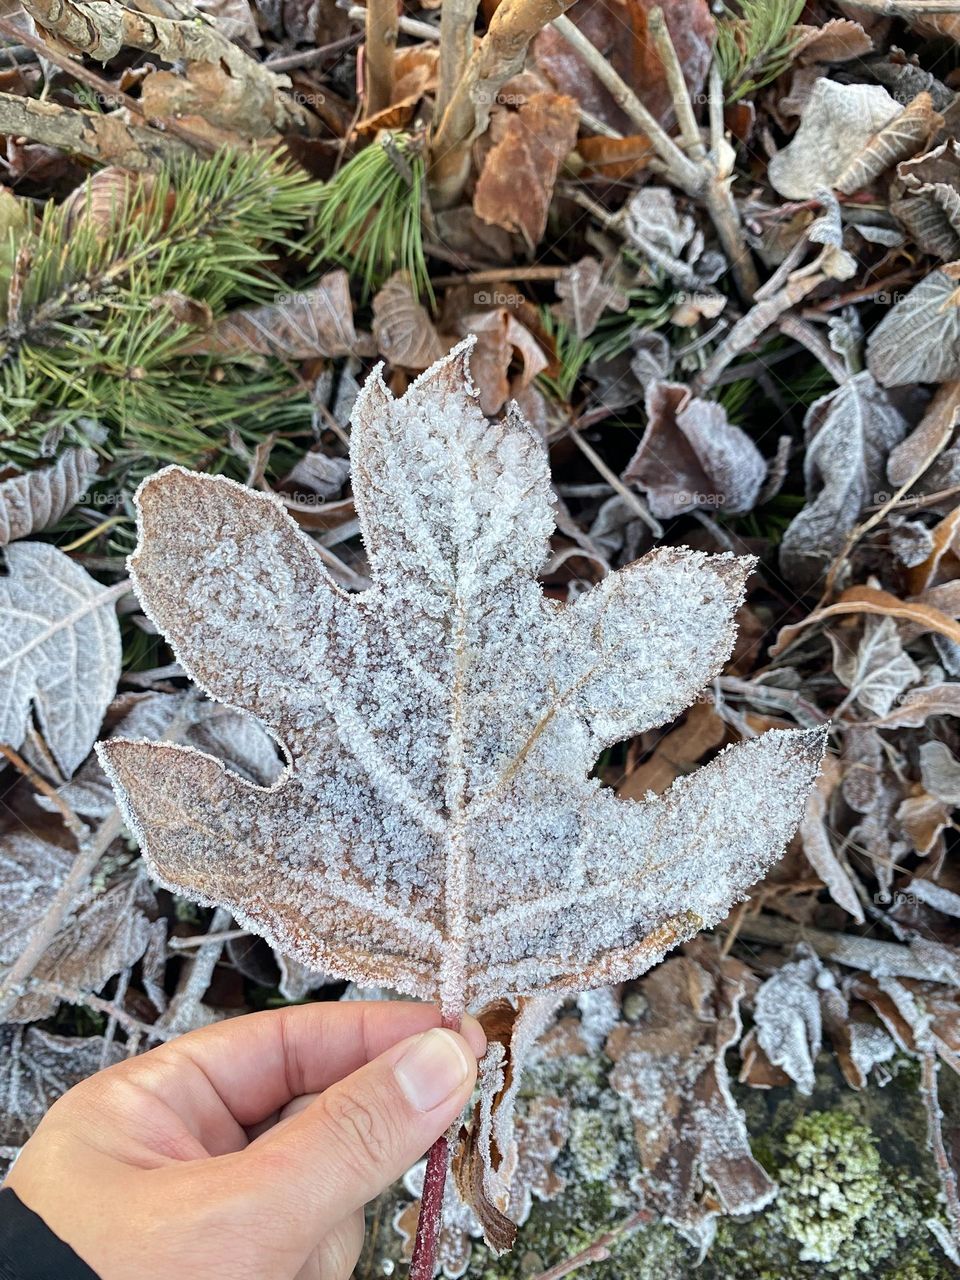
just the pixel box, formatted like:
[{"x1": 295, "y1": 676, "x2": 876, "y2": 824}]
[{"x1": 0, "y1": 1188, "x2": 99, "y2": 1280}]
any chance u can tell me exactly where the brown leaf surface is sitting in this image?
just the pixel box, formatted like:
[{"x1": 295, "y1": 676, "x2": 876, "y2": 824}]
[{"x1": 473, "y1": 92, "x2": 579, "y2": 247}]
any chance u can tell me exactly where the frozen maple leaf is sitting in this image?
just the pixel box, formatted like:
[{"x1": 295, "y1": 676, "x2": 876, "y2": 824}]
[{"x1": 98, "y1": 339, "x2": 825, "y2": 1021}]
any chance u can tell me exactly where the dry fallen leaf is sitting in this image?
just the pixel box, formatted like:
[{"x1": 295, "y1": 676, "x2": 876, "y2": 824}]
[
  {"x1": 0, "y1": 542, "x2": 122, "y2": 777},
  {"x1": 179, "y1": 269, "x2": 363, "y2": 359},
  {"x1": 372, "y1": 272, "x2": 447, "y2": 370},
  {"x1": 0, "y1": 447, "x2": 99, "y2": 545},
  {"x1": 866, "y1": 269, "x2": 960, "y2": 387},
  {"x1": 779, "y1": 373, "x2": 906, "y2": 589},
  {"x1": 623, "y1": 381, "x2": 767, "y2": 519},
  {"x1": 473, "y1": 92, "x2": 579, "y2": 248},
  {"x1": 99, "y1": 340, "x2": 825, "y2": 1023},
  {"x1": 768, "y1": 78, "x2": 903, "y2": 199},
  {"x1": 607, "y1": 949, "x2": 774, "y2": 1254}
]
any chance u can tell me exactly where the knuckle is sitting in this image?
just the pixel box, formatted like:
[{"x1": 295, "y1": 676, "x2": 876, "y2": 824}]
[{"x1": 325, "y1": 1088, "x2": 393, "y2": 1169}]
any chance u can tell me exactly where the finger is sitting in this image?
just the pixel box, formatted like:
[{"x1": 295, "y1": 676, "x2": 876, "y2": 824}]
[
  {"x1": 80, "y1": 1003, "x2": 485, "y2": 1155},
  {"x1": 298, "y1": 1210, "x2": 364, "y2": 1280},
  {"x1": 243, "y1": 1027, "x2": 478, "y2": 1240}
]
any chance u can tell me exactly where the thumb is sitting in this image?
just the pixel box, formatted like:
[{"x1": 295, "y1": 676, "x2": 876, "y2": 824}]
[{"x1": 242, "y1": 1027, "x2": 477, "y2": 1234}]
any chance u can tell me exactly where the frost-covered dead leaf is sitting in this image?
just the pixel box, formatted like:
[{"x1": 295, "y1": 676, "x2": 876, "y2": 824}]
[
  {"x1": 39, "y1": 690, "x2": 282, "y2": 821},
  {"x1": 179, "y1": 269, "x2": 363, "y2": 359},
  {"x1": 891, "y1": 141, "x2": 960, "y2": 260},
  {"x1": 623, "y1": 382, "x2": 767, "y2": 519},
  {"x1": 0, "y1": 1025, "x2": 122, "y2": 1155},
  {"x1": 0, "y1": 543, "x2": 123, "y2": 777},
  {"x1": 0, "y1": 448, "x2": 99, "y2": 545},
  {"x1": 607, "y1": 950, "x2": 775, "y2": 1255},
  {"x1": 768, "y1": 79, "x2": 904, "y2": 199},
  {"x1": 779, "y1": 373, "x2": 906, "y2": 588},
  {"x1": 553, "y1": 256, "x2": 628, "y2": 340},
  {"x1": 867, "y1": 270, "x2": 960, "y2": 387},
  {"x1": 99, "y1": 341, "x2": 825, "y2": 1024}
]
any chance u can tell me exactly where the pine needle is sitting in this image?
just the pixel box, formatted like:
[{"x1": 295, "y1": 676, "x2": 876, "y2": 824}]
[
  {"x1": 0, "y1": 148, "x2": 324, "y2": 470},
  {"x1": 715, "y1": 0, "x2": 806, "y2": 104},
  {"x1": 310, "y1": 133, "x2": 431, "y2": 304}
]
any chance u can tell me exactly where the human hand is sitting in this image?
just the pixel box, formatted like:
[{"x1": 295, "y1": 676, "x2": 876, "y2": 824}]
[{"x1": 4, "y1": 1001, "x2": 485, "y2": 1280}]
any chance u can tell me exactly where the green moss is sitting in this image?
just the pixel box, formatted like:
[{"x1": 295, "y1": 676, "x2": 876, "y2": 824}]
[{"x1": 775, "y1": 1111, "x2": 918, "y2": 1274}]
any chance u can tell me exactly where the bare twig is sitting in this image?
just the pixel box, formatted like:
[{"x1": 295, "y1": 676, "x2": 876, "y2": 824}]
[
  {"x1": 437, "y1": 0, "x2": 480, "y2": 121},
  {"x1": 553, "y1": 10, "x2": 759, "y2": 299},
  {"x1": 347, "y1": 5, "x2": 439, "y2": 41},
  {"x1": 0, "y1": 17, "x2": 214, "y2": 156},
  {"x1": 568, "y1": 425, "x2": 663, "y2": 537},
  {"x1": 265, "y1": 31, "x2": 361, "y2": 72},
  {"x1": 852, "y1": 0, "x2": 960, "y2": 13},
  {"x1": 430, "y1": 0, "x2": 578, "y2": 206},
  {"x1": 0, "y1": 744, "x2": 90, "y2": 843},
  {"x1": 0, "y1": 92, "x2": 190, "y2": 168},
  {"x1": 32, "y1": 980, "x2": 175, "y2": 1042},
  {"x1": 920, "y1": 1052, "x2": 960, "y2": 1256},
  {"x1": 363, "y1": 0, "x2": 398, "y2": 116},
  {"x1": 529, "y1": 1208, "x2": 653, "y2": 1280}
]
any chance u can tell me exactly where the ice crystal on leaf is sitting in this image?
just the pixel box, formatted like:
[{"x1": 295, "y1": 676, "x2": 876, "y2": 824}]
[{"x1": 98, "y1": 338, "x2": 825, "y2": 1021}]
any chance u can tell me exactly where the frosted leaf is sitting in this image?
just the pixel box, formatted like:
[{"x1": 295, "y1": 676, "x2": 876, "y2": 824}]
[
  {"x1": 500, "y1": 1096, "x2": 569, "y2": 1226},
  {"x1": 607, "y1": 952, "x2": 774, "y2": 1256},
  {"x1": 866, "y1": 270, "x2": 960, "y2": 386},
  {"x1": 0, "y1": 448, "x2": 99, "y2": 545},
  {"x1": 98, "y1": 339, "x2": 825, "y2": 1018},
  {"x1": 0, "y1": 542, "x2": 122, "y2": 778},
  {"x1": 779, "y1": 373, "x2": 906, "y2": 589},
  {"x1": 890, "y1": 140, "x2": 960, "y2": 260},
  {"x1": 38, "y1": 690, "x2": 282, "y2": 821},
  {"x1": 0, "y1": 833, "x2": 73, "y2": 966},
  {"x1": 7, "y1": 875, "x2": 156, "y2": 1023},
  {"x1": 276, "y1": 952, "x2": 330, "y2": 1001},
  {"x1": 799, "y1": 758, "x2": 865, "y2": 923},
  {"x1": 768, "y1": 79, "x2": 904, "y2": 199},
  {"x1": 751, "y1": 948, "x2": 824, "y2": 1096},
  {"x1": 834, "y1": 92, "x2": 940, "y2": 196},
  {"x1": 623, "y1": 381, "x2": 767, "y2": 518},
  {"x1": 0, "y1": 1026, "x2": 122, "y2": 1150},
  {"x1": 553, "y1": 256, "x2": 629, "y2": 340},
  {"x1": 178, "y1": 270, "x2": 362, "y2": 359},
  {"x1": 453, "y1": 995, "x2": 562, "y2": 1251},
  {"x1": 918, "y1": 741, "x2": 960, "y2": 806},
  {"x1": 831, "y1": 615, "x2": 921, "y2": 717},
  {"x1": 574, "y1": 987, "x2": 620, "y2": 1053}
]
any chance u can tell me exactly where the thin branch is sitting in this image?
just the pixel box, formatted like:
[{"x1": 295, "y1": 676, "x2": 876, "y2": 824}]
[
  {"x1": 364, "y1": 0, "x2": 398, "y2": 116},
  {"x1": 430, "y1": 0, "x2": 578, "y2": 207},
  {"x1": 0, "y1": 744, "x2": 89, "y2": 844},
  {"x1": 920, "y1": 1052, "x2": 960, "y2": 1256},
  {"x1": 0, "y1": 17, "x2": 214, "y2": 156},
  {"x1": 0, "y1": 91, "x2": 190, "y2": 168},
  {"x1": 529, "y1": 1208, "x2": 653, "y2": 1280},
  {"x1": 347, "y1": 5, "x2": 439, "y2": 41},
  {"x1": 157, "y1": 905, "x2": 233, "y2": 1034},
  {"x1": 568, "y1": 425, "x2": 663, "y2": 537},
  {"x1": 551, "y1": 14, "x2": 699, "y2": 191},
  {"x1": 32, "y1": 980, "x2": 175, "y2": 1042},
  {"x1": 437, "y1": 0, "x2": 480, "y2": 121}
]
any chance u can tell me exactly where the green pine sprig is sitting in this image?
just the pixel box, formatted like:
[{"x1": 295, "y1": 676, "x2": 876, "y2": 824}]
[
  {"x1": 715, "y1": 0, "x2": 806, "y2": 104},
  {"x1": 0, "y1": 148, "x2": 325, "y2": 470},
  {"x1": 310, "y1": 133, "x2": 431, "y2": 304}
]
